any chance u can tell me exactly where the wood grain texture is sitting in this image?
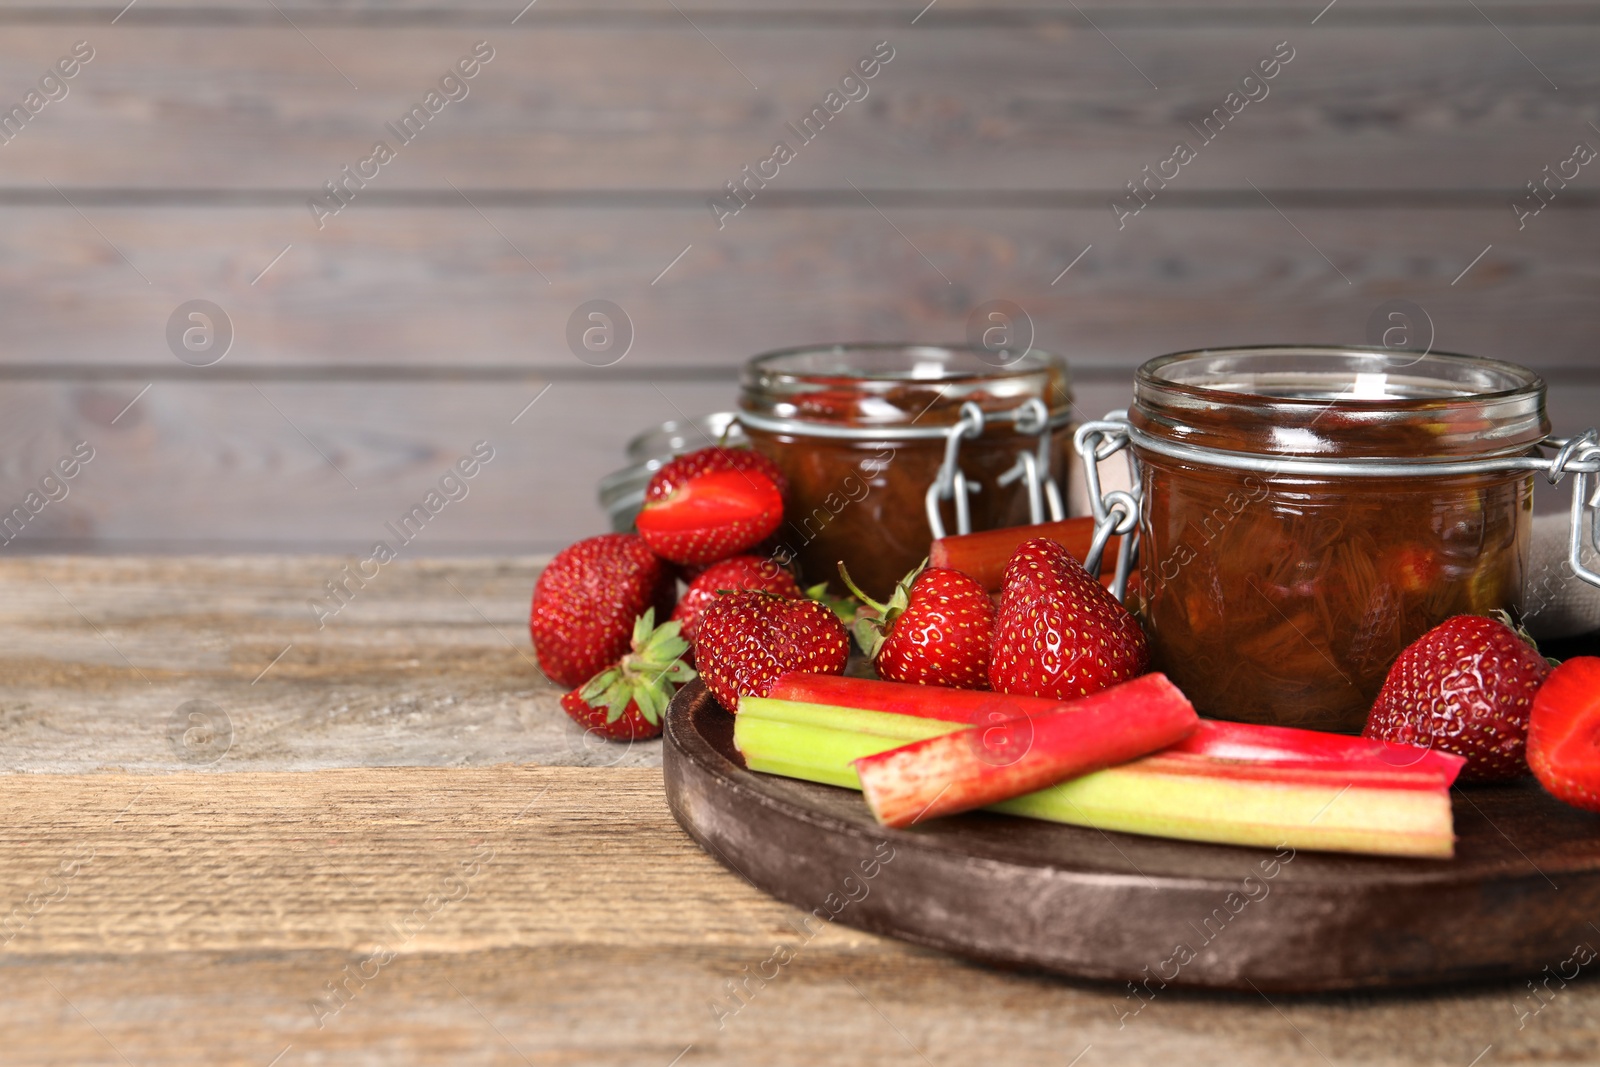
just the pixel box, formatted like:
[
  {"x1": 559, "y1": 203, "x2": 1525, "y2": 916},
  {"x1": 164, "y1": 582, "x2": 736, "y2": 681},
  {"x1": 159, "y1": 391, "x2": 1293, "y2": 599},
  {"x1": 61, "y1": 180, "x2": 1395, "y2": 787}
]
[
  {"x1": 0, "y1": 379, "x2": 727, "y2": 552},
  {"x1": 0, "y1": 380, "x2": 1152, "y2": 552},
  {"x1": 0, "y1": 555, "x2": 635, "y2": 771},
  {"x1": 0, "y1": 378, "x2": 1593, "y2": 552},
  {"x1": 0, "y1": 24, "x2": 1592, "y2": 191},
  {"x1": 0, "y1": 768, "x2": 782, "y2": 956},
  {"x1": 0, "y1": 2, "x2": 1587, "y2": 550},
  {"x1": 4, "y1": 766, "x2": 1600, "y2": 1066},
  {"x1": 0, "y1": 1, "x2": 1593, "y2": 549},
  {"x1": 0, "y1": 206, "x2": 1596, "y2": 372}
]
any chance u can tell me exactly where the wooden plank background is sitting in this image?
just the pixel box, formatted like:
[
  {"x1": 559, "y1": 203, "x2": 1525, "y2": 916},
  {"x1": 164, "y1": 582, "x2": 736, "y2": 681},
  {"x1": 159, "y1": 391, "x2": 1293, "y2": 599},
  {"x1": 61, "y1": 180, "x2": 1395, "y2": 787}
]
[{"x1": 0, "y1": 1, "x2": 1597, "y2": 551}]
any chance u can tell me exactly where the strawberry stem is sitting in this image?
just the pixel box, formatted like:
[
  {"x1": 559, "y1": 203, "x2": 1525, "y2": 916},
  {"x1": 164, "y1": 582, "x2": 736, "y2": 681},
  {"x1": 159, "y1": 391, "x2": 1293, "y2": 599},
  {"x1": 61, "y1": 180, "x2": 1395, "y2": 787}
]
[
  {"x1": 1490, "y1": 607, "x2": 1546, "y2": 660},
  {"x1": 838, "y1": 560, "x2": 926, "y2": 662},
  {"x1": 835, "y1": 562, "x2": 888, "y2": 615}
]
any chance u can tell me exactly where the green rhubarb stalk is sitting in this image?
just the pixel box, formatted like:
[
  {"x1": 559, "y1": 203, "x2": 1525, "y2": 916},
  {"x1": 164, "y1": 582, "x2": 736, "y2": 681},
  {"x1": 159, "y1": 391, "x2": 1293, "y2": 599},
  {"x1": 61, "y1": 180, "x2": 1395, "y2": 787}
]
[
  {"x1": 735, "y1": 719, "x2": 907, "y2": 790},
  {"x1": 738, "y1": 697, "x2": 952, "y2": 740},
  {"x1": 991, "y1": 769, "x2": 1454, "y2": 858},
  {"x1": 733, "y1": 702, "x2": 1457, "y2": 858}
]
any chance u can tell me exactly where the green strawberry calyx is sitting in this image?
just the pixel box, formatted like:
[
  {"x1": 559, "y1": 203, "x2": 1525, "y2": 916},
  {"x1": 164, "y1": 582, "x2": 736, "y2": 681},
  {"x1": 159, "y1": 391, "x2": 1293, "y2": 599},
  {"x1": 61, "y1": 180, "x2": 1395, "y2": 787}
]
[
  {"x1": 1488, "y1": 608, "x2": 1556, "y2": 667},
  {"x1": 576, "y1": 608, "x2": 697, "y2": 726},
  {"x1": 837, "y1": 560, "x2": 925, "y2": 662}
]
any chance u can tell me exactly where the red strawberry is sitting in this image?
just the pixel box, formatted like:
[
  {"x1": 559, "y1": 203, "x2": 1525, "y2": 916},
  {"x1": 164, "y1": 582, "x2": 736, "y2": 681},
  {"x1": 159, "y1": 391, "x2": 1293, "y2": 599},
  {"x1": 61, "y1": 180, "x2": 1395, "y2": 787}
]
[
  {"x1": 636, "y1": 447, "x2": 786, "y2": 566},
  {"x1": 843, "y1": 562, "x2": 995, "y2": 690},
  {"x1": 672, "y1": 555, "x2": 802, "y2": 643},
  {"x1": 561, "y1": 689, "x2": 662, "y2": 741},
  {"x1": 530, "y1": 533, "x2": 674, "y2": 688},
  {"x1": 694, "y1": 591, "x2": 849, "y2": 712},
  {"x1": 1525, "y1": 657, "x2": 1600, "y2": 809},
  {"x1": 1362, "y1": 613, "x2": 1552, "y2": 782},
  {"x1": 560, "y1": 609, "x2": 696, "y2": 741},
  {"x1": 989, "y1": 537, "x2": 1149, "y2": 700}
]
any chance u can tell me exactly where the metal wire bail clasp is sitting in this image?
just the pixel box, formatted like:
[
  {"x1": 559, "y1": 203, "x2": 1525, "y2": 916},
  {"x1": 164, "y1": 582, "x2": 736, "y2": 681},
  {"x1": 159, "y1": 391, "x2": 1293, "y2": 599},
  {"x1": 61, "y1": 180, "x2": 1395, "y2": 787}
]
[
  {"x1": 1074, "y1": 411, "x2": 1142, "y2": 603},
  {"x1": 925, "y1": 402, "x2": 986, "y2": 540},
  {"x1": 1546, "y1": 429, "x2": 1600, "y2": 589},
  {"x1": 996, "y1": 397, "x2": 1067, "y2": 527}
]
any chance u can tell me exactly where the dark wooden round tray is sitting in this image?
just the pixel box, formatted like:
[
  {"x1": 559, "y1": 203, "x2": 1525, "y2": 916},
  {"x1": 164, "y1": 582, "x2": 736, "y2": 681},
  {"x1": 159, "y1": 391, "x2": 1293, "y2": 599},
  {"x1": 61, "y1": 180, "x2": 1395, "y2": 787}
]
[{"x1": 663, "y1": 679, "x2": 1600, "y2": 993}]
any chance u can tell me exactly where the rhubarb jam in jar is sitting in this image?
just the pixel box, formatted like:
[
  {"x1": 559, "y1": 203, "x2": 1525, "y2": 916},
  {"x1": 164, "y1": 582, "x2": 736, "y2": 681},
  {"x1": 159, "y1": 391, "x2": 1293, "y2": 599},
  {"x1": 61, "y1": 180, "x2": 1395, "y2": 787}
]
[
  {"x1": 1130, "y1": 346, "x2": 1548, "y2": 733},
  {"x1": 738, "y1": 344, "x2": 1073, "y2": 602}
]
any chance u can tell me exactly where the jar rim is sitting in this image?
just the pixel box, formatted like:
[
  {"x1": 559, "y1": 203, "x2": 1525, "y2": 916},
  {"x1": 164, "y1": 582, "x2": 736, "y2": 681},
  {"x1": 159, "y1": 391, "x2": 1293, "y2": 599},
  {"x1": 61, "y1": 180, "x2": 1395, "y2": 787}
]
[
  {"x1": 746, "y1": 342, "x2": 1065, "y2": 385},
  {"x1": 1131, "y1": 344, "x2": 1550, "y2": 461},
  {"x1": 1136, "y1": 344, "x2": 1545, "y2": 407},
  {"x1": 740, "y1": 342, "x2": 1073, "y2": 433}
]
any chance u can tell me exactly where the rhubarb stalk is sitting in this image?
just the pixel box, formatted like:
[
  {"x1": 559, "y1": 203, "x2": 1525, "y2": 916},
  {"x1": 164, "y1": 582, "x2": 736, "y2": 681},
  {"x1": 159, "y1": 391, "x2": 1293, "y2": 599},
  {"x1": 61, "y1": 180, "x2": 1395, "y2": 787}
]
[
  {"x1": 734, "y1": 687, "x2": 1465, "y2": 858},
  {"x1": 852, "y1": 674, "x2": 1199, "y2": 828},
  {"x1": 929, "y1": 517, "x2": 1126, "y2": 592},
  {"x1": 767, "y1": 672, "x2": 1466, "y2": 780},
  {"x1": 766, "y1": 673, "x2": 1063, "y2": 723}
]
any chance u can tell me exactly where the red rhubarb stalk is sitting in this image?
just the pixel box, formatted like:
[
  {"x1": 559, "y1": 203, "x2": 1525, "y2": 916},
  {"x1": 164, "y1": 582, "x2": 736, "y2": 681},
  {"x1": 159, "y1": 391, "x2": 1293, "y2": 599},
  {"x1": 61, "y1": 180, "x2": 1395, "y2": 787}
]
[
  {"x1": 1166, "y1": 719, "x2": 1466, "y2": 782},
  {"x1": 852, "y1": 673, "x2": 1200, "y2": 828},
  {"x1": 929, "y1": 517, "x2": 1126, "y2": 592},
  {"x1": 734, "y1": 695, "x2": 1465, "y2": 856},
  {"x1": 769, "y1": 672, "x2": 1465, "y2": 783},
  {"x1": 768, "y1": 672, "x2": 1061, "y2": 723}
]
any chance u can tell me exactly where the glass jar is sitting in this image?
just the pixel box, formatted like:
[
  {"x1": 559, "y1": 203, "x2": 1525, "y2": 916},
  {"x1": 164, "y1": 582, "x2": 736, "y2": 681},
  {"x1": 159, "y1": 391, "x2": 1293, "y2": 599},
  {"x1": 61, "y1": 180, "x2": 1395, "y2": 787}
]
[
  {"x1": 738, "y1": 344, "x2": 1073, "y2": 602},
  {"x1": 1128, "y1": 346, "x2": 1551, "y2": 734}
]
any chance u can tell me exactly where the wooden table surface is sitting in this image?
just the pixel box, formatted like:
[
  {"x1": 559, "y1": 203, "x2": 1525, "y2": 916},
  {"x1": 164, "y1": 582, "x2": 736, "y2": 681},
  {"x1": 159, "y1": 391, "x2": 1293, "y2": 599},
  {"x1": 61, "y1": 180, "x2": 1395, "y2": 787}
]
[{"x1": 4, "y1": 556, "x2": 1599, "y2": 1066}]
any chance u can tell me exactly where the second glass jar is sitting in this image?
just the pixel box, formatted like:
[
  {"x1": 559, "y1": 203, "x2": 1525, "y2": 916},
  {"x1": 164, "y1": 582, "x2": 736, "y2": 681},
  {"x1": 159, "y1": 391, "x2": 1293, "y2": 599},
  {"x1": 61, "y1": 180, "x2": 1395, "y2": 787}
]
[{"x1": 738, "y1": 344, "x2": 1074, "y2": 602}]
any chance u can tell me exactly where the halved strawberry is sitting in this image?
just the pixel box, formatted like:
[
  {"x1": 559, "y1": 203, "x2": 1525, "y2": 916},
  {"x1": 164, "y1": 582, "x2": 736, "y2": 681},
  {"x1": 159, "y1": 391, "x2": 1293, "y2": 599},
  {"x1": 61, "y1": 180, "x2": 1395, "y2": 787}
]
[
  {"x1": 843, "y1": 561, "x2": 995, "y2": 690},
  {"x1": 1527, "y1": 656, "x2": 1600, "y2": 811},
  {"x1": 561, "y1": 609, "x2": 696, "y2": 741},
  {"x1": 635, "y1": 447, "x2": 786, "y2": 566}
]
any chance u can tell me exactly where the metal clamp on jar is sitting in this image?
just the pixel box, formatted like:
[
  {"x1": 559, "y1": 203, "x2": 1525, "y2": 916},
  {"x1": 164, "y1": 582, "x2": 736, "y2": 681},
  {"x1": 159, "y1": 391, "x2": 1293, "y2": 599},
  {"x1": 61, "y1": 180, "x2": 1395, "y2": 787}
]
[
  {"x1": 1074, "y1": 345, "x2": 1600, "y2": 733},
  {"x1": 735, "y1": 343, "x2": 1074, "y2": 601}
]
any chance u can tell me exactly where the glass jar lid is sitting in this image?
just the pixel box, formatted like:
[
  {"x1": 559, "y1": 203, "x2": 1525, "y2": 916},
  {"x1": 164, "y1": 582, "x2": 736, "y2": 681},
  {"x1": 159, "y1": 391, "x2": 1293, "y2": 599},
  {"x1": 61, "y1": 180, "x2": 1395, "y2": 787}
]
[
  {"x1": 1133, "y1": 345, "x2": 1549, "y2": 462},
  {"x1": 739, "y1": 343, "x2": 1072, "y2": 437}
]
